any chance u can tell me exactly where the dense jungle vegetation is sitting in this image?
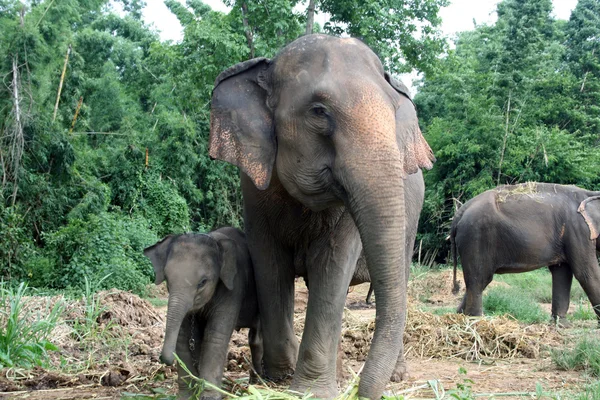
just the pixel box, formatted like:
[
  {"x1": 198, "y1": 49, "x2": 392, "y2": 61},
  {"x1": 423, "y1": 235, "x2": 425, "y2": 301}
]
[{"x1": 0, "y1": 0, "x2": 598, "y2": 293}]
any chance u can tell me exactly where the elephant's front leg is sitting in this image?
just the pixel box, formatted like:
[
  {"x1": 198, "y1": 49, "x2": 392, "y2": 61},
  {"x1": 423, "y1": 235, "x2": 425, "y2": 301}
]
[
  {"x1": 195, "y1": 307, "x2": 239, "y2": 400},
  {"x1": 291, "y1": 216, "x2": 362, "y2": 398},
  {"x1": 176, "y1": 314, "x2": 202, "y2": 400}
]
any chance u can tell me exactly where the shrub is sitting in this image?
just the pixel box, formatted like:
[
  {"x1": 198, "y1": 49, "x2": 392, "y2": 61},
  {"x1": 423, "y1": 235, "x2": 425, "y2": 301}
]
[
  {"x1": 483, "y1": 286, "x2": 547, "y2": 323},
  {"x1": 552, "y1": 335, "x2": 600, "y2": 377},
  {"x1": 44, "y1": 211, "x2": 157, "y2": 295},
  {"x1": 0, "y1": 282, "x2": 63, "y2": 368},
  {"x1": 0, "y1": 204, "x2": 35, "y2": 280}
]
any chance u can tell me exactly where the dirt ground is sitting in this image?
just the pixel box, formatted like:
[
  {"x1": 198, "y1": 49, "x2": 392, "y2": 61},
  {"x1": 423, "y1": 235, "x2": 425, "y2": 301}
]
[{"x1": 0, "y1": 270, "x2": 595, "y2": 399}]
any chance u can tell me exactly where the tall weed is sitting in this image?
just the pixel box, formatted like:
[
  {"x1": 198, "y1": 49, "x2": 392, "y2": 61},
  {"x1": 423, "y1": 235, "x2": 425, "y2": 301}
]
[{"x1": 0, "y1": 282, "x2": 63, "y2": 368}]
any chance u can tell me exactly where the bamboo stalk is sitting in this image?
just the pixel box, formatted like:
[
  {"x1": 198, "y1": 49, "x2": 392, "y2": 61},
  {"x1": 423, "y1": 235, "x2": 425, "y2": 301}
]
[
  {"x1": 53, "y1": 44, "x2": 71, "y2": 122},
  {"x1": 69, "y1": 96, "x2": 83, "y2": 133},
  {"x1": 11, "y1": 55, "x2": 23, "y2": 206},
  {"x1": 497, "y1": 91, "x2": 511, "y2": 185}
]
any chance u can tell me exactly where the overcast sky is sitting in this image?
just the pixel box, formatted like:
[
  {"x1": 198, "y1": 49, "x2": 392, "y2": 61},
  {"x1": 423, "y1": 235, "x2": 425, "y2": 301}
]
[{"x1": 142, "y1": 0, "x2": 578, "y2": 43}]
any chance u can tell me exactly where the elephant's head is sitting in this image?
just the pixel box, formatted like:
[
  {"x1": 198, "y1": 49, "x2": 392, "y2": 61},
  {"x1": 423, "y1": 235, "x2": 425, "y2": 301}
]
[
  {"x1": 209, "y1": 34, "x2": 434, "y2": 397},
  {"x1": 143, "y1": 233, "x2": 237, "y2": 366}
]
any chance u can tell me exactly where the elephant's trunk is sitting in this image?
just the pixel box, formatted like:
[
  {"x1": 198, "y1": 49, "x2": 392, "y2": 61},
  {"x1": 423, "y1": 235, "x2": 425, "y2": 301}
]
[
  {"x1": 160, "y1": 294, "x2": 193, "y2": 366},
  {"x1": 343, "y1": 159, "x2": 407, "y2": 399}
]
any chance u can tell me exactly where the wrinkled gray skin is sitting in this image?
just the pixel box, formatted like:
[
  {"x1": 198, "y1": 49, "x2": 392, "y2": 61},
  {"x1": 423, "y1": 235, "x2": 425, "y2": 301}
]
[
  {"x1": 144, "y1": 227, "x2": 262, "y2": 400},
  {"x1": 451, "y1": 183, "x2": 600, "y2": 323},
  {"x1": 309, "y1": 171, "x2": 425, "y2": 306},
  {"x1": 209, "y1": 34, "x2": 434, "y2": 399}
]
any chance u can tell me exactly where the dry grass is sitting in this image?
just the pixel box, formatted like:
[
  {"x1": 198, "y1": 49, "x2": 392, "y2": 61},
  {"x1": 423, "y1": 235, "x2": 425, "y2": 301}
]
[
  {"x1": 495, "y1": 181, "x2": 544, "y2": 203},
  {"x1": 340, "y1": 306, "x2": 562, "y2": 363}
]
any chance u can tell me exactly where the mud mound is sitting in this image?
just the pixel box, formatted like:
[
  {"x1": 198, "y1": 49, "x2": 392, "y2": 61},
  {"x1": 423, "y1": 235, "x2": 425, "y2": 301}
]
[
  {"x1": 340, "y1": 307, "x2": 561, "y2": 363},
  {"x1": 97, "y1": 290, "x2": 163, "y2": 328},
  {"x1": 408, "y1": 269, "x2": 463, "y2": 304}
]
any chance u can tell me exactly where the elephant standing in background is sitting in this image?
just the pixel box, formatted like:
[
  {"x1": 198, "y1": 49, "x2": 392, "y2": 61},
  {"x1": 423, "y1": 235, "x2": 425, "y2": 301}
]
[
  {"x1": 451, "y1": 183, "x2": 600, "y2": 324},
  {"x1": 209, "y1": 34, "x2": 434, "y2": 399},
  {"x1": 144, "y1": 227, "x2": 262, "y2": 400}
]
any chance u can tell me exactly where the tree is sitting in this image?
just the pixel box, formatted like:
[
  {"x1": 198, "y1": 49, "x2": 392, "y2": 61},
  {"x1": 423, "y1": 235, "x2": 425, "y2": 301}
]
[
  {"x1": 319, "y1": 0, "x2": 449, "y2": 74},
  {"x1": 414, "y1": 0, "x2": 600, "y2": 259}
]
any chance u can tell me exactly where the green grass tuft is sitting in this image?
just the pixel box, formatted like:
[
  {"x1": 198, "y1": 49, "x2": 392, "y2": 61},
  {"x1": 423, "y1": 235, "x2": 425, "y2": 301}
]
[
  {"x1": 0, "y1": 282, "x2": 63, "y2": 368},
  {"x1": 572, "y1": 300, "x2": 597, "y2": 321},
  {"x1": 552, "y1": 335, "x2": 600, "y2": 377},
  {"x1": 483, "y1": 286, "x2": 547, "y2": 323},
  {"x1": 573, "y1": 380, "x2": 600, "y2": 400}
]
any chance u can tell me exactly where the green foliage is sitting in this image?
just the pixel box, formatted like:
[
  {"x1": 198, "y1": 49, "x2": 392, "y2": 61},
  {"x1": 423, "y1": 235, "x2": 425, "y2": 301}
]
[
  {"x1": 320, "y1": 0, "x2": 449, "y2": 74},
  {"x1": 572, "y1": 300, "x2": 597, "y2": 321},
  {"x1": 552, "y1": 335, "x2": 600, "y2": 377},
  {"x1": 482, "y1": 286, "x2": 547, "y2": 323},
  {"x1": 447, "y1": 367, "x2": 474, "y2": 400},
  {"x1": 0, "y1": 282, "x2": 63, "y2": 368},
  {"x1": 44, "y1": 212, "x2": 157, "y2": 295},
  {"x1": 0, "y1": 204, "x2": 34, "y2": 279},
  {"x1": 71, "y1": 276, "x2": 113, "y2": 342}
]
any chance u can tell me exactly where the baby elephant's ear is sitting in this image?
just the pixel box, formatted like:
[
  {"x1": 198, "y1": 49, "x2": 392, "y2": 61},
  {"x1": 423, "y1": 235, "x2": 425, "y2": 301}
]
[
  {"x1": 217, "y1": 238, "x2": 238, "y2": 291},
  {"x1": 578, "y1": 196, "x2": 600, "y2": 240},
  {"x1": 143, "y1": 235, "x2": 177, "y2": 285}
]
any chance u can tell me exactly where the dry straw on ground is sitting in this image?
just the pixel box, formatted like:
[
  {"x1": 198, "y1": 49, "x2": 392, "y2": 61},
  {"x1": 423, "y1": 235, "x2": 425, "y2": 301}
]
[{"x1": 341, "y1": 306, "x2": 562, "y2": 362}]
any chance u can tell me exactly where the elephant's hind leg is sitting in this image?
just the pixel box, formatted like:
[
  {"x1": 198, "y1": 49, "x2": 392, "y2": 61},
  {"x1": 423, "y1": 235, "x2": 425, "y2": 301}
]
[
  {"x1": 461, "y1": 262, "x2": 493, "y2": 316},
  {"x1": 569, "y1": 249, "x2": 600, "y2": 325},
  {"x1": 248, "y1": 324, "x2": 264, "y2": 381},
  {"x1": 549, "y1": 263, "x2": 573, "y2": 325}
]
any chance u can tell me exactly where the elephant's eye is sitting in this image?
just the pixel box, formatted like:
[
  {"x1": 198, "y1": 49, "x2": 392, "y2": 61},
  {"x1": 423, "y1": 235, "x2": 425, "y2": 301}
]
[
  {"x1": 311, "y1": 105, "x2": 328, "y2": 117},
  {"x1": 308, "y1": 104, "x2": 335, "y2": 136},
  {"x1": 197, "y1": 278, "x2": 208, "y2": 289}
]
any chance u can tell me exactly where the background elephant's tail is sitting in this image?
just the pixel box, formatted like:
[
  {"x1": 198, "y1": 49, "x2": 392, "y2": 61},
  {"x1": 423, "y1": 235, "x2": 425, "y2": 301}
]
[{"x1": 451, "y1": 224, "x2": 460, "y2": 295}]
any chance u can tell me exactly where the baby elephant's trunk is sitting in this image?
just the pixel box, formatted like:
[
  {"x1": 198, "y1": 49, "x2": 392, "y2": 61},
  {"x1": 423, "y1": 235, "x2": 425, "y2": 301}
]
[{"x1": 161, "y1": 294, "x2": 192, "y2": 365}]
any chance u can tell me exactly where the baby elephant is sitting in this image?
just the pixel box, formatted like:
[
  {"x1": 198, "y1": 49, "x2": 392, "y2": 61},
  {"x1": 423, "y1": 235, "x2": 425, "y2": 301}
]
[{"x1": 144, "y1": 227, "x2": 262, "y2": 400}]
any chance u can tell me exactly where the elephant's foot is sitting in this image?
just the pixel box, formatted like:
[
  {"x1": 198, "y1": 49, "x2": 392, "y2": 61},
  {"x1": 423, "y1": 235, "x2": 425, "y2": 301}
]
[
  {"x1": 390, "y1": 361, "x2": 410, "y2": 382},
  {"x1": 551, "y1": 315, "x2": 572, "y2": 328},
  {"x1": 262, "y1": 365, "x2": 295, "y2": 385},
  {"x1": 200, "y1": 394, "x2": 222, "y2": 400},
  {"x1": 289, "y1": 376, "x2": 338, "y2": 399}
]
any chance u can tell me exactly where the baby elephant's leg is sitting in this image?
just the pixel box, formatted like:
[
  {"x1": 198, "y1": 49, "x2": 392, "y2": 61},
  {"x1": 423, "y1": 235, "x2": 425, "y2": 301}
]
[
  {"x1": 196, "y1": 312, "x2": 238, "y2": 400},
  {"x1": 176, "y1": 315, "x2": 202, "y2": 399}
]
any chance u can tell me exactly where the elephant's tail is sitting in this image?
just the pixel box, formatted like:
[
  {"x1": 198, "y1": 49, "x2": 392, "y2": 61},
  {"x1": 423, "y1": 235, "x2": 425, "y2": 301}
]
[{"x1": 451, "y1": 224, "x2": 460, "y2": 295}]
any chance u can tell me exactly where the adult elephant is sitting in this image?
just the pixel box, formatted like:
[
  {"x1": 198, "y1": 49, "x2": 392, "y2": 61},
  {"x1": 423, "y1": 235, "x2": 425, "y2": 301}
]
[
  {"x1": 209, "y1": 34, "x2": 434, "y2": 399},
  {"x1": 451, "y1": 183, "x2": 600, "y2": 324}
]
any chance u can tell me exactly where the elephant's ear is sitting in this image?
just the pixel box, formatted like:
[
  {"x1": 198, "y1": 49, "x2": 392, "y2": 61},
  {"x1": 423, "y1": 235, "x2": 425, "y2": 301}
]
[
  {"x1": 578, "y1": 196, "x2": 600, "y2": 240},
  {"x1": 216, "y1": 238, "x2": 238, "y2": 291},
  {"x1": 385, "y1": 72, "x2": 436, "y2": 176},
  {"x1": 143, "y1": 235, "x2": 178, "y2": 285},
  {"x1": 209, "y1": 58, "x2": 275, "y2": 190}
]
